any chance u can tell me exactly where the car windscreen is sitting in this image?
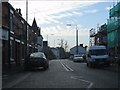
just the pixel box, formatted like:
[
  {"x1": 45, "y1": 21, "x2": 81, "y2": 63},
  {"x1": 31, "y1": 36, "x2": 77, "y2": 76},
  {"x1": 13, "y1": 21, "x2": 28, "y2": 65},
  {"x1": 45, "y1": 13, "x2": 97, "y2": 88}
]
[{"x1": 89, "y1": 49, "x2": 107, "y2": 55}]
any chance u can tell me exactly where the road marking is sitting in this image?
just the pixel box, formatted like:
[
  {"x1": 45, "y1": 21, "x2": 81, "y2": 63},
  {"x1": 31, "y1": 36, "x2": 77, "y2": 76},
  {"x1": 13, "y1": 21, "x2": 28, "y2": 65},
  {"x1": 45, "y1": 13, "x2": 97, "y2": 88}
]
[
  {"x1": 60, "y1": 62, "x2": 74, "y2": 72},
  {"x1": 4, "y1": 73, "x2": 31, "y2": 88},
  {"x1": 70, "y1": 76, "x2": 93, "y2": 89},
  {"x1": 60, "y1": 62, "x2": 69, "y2": 71},
  {"x1": 71, "y1": 76, "x2": 83, "y2": 78},
  {"x1": 87, "y1": 82, "x2": 94, "y2": 89},
  {"x1": 65, "y1": 64, "x2": 74, "y2": 71}
]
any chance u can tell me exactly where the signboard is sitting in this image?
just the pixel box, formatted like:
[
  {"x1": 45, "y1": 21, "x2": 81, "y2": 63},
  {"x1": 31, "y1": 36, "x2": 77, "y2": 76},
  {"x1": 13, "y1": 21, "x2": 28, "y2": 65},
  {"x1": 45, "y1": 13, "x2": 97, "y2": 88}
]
[{"x1": 1, "y1": 29, "x2": 8, "y2": 40}]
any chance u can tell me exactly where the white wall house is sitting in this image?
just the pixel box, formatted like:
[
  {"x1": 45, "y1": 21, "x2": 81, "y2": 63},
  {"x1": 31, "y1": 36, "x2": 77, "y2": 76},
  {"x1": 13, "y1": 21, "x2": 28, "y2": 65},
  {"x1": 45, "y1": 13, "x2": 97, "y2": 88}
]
[{"x1": 70, "y1": 46, "x2": 86, "y2": 55}]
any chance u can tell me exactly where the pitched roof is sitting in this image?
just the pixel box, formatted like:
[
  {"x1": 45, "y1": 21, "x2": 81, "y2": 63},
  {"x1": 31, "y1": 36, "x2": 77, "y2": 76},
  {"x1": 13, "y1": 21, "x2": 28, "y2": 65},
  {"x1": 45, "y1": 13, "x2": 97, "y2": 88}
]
[{"x1": 32, "y1": 17, "x2": 38, "y2": 31}]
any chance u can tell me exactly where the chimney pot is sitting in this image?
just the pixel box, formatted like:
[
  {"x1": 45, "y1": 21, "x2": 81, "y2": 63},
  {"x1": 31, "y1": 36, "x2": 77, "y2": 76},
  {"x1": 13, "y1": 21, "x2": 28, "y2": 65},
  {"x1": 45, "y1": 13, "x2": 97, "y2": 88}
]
[{"x1": 18, "y1": 8, "x2": 22, "y2": 16}]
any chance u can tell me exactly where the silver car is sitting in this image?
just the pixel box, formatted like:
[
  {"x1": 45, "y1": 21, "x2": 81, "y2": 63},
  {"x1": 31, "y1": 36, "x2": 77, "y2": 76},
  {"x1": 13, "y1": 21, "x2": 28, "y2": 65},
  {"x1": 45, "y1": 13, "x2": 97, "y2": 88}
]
[{"x1": 73, "y1": 54, "x2": 84, "y2": 62}]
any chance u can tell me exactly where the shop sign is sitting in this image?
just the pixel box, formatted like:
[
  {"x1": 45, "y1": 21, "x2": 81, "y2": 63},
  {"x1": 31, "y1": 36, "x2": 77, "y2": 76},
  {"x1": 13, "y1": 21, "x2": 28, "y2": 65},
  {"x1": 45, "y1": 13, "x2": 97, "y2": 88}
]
[{"x1": 1, "y1": 29, "x2": 8, "y2": 40}]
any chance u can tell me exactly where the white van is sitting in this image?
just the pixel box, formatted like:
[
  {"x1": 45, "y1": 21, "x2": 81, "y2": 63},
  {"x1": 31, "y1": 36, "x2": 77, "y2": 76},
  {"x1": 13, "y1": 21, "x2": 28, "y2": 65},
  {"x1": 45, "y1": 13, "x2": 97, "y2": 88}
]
[{"x1": 86, "y1": 45, "x2": 110, "y2": 67}]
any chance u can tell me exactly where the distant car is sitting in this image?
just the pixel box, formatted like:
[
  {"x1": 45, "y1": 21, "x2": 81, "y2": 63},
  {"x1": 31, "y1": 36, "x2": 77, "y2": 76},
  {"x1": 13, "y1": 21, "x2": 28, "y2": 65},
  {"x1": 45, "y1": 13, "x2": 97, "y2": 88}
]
[
  {"x1": 73, "y1": 54, "x2": 85, "y2": 62},
  {"x1": 24, "y1": 52, "x2": 49, "y2": 70},
  {"x1": 69, "y1": 55, "x2": 74, "y2": 60}
]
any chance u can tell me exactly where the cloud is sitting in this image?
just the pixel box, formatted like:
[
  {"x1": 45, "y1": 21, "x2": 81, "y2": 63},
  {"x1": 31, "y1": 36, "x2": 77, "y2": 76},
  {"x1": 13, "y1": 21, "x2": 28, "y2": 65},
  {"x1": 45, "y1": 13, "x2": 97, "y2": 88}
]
[
  {"x1": 9, "y1": 0, "x2": 99, "y2": 25},
  {"x1": 105, "y1": 6, "x2": 112, "y2": 11},
  {"x1": 41, "y1": 24, "x2": 89, "y2": 37},
  {"x1": 9, "y1": 0, "x2": 101, "y2": 47},
  {"x1": 84, "y1": 9, "x2": 98, "y2": 14},
  {"x1": 72, "y1": 11, "x2": 83, "y2": 16}
]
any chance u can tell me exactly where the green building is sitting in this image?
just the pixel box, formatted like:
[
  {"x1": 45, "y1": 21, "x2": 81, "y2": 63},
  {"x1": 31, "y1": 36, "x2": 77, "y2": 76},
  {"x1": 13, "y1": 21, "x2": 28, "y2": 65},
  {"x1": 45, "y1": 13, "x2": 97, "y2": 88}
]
[{"x1": 107, "y1": 2, "x2": 120, "y2": 57}]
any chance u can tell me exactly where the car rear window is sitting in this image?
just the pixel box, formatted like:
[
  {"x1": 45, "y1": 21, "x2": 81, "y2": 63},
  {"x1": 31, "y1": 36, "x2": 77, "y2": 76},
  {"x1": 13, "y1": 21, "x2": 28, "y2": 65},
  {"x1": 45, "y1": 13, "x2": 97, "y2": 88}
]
[{"x1": 30, "y1": 52, "x2": 46, "y2": 58}]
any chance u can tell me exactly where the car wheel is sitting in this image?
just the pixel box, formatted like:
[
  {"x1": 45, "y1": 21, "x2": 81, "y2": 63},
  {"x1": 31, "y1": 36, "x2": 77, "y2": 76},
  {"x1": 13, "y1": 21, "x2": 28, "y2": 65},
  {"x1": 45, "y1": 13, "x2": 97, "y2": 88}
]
[
  {"x1": 89, "y1": 62, "x2": 93, "y2": 68},
  {"x1": 105, "y1": 63, "x2": 110, "y2": 67},
  {"x1": 90, "y1": 63, "x2": 96, "y2": 68},
  {"x1": 24, "y1": 65, "x2": 32, "y2": 71},
  {"x1": 24, "y1": 66, "x2": 29, "y2": 71},
  {"x1": 43, "y1": 64, "x2": 49, "y2": 70},
  {"x1": 87, "y1": 62, "x2": 89, "y2": 67}
]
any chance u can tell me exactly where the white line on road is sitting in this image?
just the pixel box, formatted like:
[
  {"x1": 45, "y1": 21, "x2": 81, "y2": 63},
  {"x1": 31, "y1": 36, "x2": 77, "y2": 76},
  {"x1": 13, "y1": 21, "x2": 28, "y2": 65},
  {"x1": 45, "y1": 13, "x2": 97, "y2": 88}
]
[
  {"x1": 4, "y1": 73, "x2": 31, "y2": 88},
  {"x1": 65, "y1": 64, "x2": 74, "y2": 71},
  {"x1": 70, "y1": 76, "x2": 93, "y2": 89},
  {"x1": 71, "y1": 76, "x2": 83, "y2": 78},
  {"x1": 60, "y1": 62, "x2": 69, "y2": 71}
]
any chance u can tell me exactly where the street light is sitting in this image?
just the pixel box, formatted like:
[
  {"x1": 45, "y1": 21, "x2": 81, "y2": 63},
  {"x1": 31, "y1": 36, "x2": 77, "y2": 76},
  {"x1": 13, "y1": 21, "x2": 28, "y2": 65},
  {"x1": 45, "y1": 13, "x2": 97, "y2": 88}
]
[{"x1": 67, "y1": 24, "x2": 78, "y2": 55}]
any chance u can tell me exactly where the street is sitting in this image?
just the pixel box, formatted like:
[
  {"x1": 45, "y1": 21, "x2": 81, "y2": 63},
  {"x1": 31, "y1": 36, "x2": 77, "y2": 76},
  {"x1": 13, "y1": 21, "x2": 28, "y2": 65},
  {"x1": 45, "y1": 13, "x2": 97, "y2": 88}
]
[
  {"x1": 1, "y1": 1, "x2": 120, "y2": 90},
  {"x1": 3, "y1": 59, "x2": 118, "y2": 89}
]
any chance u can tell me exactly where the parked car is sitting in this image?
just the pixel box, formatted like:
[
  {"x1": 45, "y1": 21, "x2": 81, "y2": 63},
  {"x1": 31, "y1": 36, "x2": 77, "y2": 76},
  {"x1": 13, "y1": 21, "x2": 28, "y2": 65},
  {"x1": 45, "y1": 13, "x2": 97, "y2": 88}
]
[
  {"x1": 73, "y1": 54, "x2": 85, "y2": 62},
  {"x1": 86, "y1": 45, "x2": 111, "y2": 68},
  {"x1": 69, "y1": 55, "x2": 74, "y2": 60},
  {"x1": 24, "y1": 52, "x2": 49, "y2": 70}
]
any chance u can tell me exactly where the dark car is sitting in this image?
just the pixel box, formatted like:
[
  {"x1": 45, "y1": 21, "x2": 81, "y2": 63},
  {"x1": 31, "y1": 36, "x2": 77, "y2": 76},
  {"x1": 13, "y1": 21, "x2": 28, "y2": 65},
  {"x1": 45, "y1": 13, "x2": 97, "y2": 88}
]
[{"x1": 24, "y1": 52, "x2": 49, "y2": 70}]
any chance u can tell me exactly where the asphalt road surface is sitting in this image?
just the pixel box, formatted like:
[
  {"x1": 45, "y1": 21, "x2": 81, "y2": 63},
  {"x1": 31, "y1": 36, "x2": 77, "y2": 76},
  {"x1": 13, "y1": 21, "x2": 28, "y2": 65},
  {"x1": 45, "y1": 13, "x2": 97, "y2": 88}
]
[{"x1": 3, "y1": 59, "x2": 119, "y2": 89}]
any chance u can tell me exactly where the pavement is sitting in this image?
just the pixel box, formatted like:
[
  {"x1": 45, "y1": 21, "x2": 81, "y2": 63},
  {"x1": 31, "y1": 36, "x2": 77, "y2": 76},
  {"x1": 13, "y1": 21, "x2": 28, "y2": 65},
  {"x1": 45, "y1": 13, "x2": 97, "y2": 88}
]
[{"x1": 2, "y1": 64, "x2": 25, "y2": 88}]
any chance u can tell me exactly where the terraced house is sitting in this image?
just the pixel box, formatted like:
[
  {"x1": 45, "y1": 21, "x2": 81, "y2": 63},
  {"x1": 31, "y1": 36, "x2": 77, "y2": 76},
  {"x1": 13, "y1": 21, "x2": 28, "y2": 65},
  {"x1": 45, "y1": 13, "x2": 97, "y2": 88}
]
[
  {"x1": 1, "y1": 2, "x2": 43, "y2": 72},
  {"x1": 2, "y1": 2, "x2": 27, "y2": 71}
]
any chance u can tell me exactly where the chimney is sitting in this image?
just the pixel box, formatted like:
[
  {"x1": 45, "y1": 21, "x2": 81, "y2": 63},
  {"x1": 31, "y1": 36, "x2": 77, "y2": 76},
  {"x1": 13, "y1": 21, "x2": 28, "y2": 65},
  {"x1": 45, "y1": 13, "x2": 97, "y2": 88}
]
[
  {"x1": 16, "y1": 8, "x2": 22, "y2": 16},
  {"x1": 84, "y1": 46, "x2": 88, "y2": 50},
  {"x1": 16, "y1": 8, "x2": 19, "y2": 12},
  {"x1": 80, "y1": 44, "x2": 83, "y2": 47},
  {"x1": 18, "y1": 8, "x2": 22, "y2": 16}
]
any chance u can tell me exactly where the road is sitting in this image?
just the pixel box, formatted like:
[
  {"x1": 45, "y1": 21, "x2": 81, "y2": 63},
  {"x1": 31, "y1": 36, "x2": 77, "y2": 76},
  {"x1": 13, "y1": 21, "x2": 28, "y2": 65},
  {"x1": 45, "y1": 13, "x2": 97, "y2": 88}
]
[{"x1": 3, "y1": 59, "x2": 119, "y2": 89}]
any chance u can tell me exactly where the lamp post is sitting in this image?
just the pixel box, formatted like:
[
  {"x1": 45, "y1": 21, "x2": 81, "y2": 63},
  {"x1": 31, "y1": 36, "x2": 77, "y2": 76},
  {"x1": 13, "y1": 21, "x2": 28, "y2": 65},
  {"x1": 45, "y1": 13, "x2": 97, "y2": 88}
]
[{"x1": 67, "y1": 24, "x2": 78, "y2": 55}]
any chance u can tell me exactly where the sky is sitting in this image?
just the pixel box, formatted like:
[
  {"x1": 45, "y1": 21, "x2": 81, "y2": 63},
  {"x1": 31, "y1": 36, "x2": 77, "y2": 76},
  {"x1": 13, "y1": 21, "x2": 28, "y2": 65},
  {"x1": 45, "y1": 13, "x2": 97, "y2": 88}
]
[{"x1": 8, "y1": 0, "x2": 116, "y2": 51}]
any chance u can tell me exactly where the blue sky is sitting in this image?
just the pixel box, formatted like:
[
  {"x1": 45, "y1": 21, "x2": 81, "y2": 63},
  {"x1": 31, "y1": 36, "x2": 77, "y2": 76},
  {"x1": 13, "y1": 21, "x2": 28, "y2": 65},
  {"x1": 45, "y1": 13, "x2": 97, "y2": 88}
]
[{"x1": 9, "y1": 0, "x2": 116, "y2": 51}]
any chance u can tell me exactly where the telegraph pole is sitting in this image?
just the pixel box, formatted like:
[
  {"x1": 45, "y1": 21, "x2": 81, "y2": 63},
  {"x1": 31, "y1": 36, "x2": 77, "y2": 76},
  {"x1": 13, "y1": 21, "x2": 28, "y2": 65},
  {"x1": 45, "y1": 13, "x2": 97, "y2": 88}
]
[
  {"x1": 76, "y1": 25, "x2": 78, "y2": 55},
  {"x1": 26, "y1": 0, "x2": 28, "y2": 22},
  {"x1": 67, "y1": 24, "x2": 79, "y2": 55},
  {"x1": 26, "y1": 0, "x2": 29, "y2": 55}
]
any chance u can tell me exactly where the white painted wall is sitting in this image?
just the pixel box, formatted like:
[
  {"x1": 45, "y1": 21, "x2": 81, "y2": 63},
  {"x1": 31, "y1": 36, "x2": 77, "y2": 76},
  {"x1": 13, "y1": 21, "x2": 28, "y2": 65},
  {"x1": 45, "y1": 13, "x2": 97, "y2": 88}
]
[{"x1": 70, "y1": 46, "x2": 86, "y2": 55}]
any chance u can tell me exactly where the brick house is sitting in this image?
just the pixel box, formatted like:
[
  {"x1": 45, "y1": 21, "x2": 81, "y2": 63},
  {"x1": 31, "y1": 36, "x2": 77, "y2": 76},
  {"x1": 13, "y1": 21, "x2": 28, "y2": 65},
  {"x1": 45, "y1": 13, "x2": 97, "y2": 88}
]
[
  {"x1": 2, "y1": 2, "x2": 43, "y2": 72},
  {"x1": 2, "y1": 2, "x2": 27, "y2": 70}
]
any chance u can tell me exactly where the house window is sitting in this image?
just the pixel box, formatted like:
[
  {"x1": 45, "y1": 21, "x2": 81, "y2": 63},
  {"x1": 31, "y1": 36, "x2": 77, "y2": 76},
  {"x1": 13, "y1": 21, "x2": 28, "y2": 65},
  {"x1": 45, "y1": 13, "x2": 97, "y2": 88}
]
[
  {"x1": 10, "y1": 40, "x2": 14, "y2": 62},
  {"x1": 10, "y1": 10, "x2": 13, "y2": 33}
]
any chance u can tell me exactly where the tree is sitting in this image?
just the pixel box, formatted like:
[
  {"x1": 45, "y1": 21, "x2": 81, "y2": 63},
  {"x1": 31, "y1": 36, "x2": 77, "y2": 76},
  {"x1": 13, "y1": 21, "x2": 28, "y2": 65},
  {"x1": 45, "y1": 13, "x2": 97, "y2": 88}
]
[
  {"x1": 58, "y1": 39, "x2": 69, "y2": 52},
  {"x1": 64, "y1": 41, "x2": 69, "y2": 52},
  {"x1": 57, "y1": 39, "x2": 69, "y2": 59},
  {"x1": 58, "y1": 39, "x2": 64, "y2": 48}
]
